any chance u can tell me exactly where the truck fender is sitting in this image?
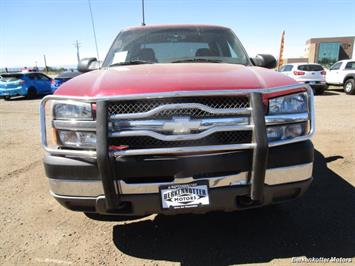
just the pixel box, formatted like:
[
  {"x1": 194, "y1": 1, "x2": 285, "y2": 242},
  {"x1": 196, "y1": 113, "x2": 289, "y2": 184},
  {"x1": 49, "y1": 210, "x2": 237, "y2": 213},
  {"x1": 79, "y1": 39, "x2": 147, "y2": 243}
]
[{"x1": 343, "y1": 73, "x2": 355, "y2": 83}]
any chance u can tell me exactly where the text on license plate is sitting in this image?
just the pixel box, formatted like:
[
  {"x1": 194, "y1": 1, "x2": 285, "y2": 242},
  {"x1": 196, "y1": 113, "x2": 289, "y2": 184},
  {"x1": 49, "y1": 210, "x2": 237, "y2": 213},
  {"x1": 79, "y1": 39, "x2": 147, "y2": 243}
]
[{"x1": 160, "y1": 182, "x2": 210, "y2": 209}]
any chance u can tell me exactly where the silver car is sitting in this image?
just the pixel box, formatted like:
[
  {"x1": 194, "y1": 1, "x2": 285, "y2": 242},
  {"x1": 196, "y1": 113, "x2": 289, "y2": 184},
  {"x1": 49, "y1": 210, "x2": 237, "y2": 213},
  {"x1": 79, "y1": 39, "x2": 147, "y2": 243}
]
[{"x1": 279, "y1": 63, "x2": 327, "y2": 94}]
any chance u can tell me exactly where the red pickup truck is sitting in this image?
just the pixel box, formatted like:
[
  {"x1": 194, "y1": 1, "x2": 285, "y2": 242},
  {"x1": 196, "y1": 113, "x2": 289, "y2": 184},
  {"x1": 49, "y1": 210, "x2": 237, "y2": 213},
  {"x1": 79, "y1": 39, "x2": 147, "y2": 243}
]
[{"x1": 40, "y1": 25, "x2": 315, "y2": 216}]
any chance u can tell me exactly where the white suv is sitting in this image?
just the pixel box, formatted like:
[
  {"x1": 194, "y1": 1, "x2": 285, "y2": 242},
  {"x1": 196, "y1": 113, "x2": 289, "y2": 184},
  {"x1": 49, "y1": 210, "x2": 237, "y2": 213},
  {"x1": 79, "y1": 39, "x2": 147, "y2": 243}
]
[
  {"x1": 326, "y1": 59, "x2": 355, "y2": 95},
  {"x1": 279, "y1": 63, "x2": 327, "y2": 95}
]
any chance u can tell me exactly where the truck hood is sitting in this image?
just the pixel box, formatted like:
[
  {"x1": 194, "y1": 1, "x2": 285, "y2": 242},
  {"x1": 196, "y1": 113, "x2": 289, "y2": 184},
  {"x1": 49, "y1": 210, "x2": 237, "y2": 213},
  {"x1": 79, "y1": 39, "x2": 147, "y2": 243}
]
[{"x1": 55, "y1": 63, "x2": 297, "y2": 97}]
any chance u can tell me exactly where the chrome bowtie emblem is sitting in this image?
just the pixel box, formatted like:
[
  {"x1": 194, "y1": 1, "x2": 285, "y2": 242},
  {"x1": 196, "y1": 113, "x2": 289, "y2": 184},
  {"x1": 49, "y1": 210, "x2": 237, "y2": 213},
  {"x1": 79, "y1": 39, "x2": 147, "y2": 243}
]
[{"x1": 163, "y1": 117, "x2": 201, "y2": 134}]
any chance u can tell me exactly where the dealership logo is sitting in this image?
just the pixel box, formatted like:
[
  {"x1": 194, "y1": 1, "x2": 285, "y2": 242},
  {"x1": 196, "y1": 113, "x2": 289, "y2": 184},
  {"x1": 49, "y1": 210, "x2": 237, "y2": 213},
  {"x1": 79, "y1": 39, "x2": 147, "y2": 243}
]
[{"x1": 163, "y1": 187, "x2": 207, "y2": 204}]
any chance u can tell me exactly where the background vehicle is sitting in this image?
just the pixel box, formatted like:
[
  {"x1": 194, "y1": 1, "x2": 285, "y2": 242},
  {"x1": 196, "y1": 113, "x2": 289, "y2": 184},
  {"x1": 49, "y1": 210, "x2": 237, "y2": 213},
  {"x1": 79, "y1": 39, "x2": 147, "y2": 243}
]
[
  {"x1": 0, "y1": 72, "x2": 52, "y2": 100},
  {"x1": 279, "y1": 63, "x2": 327, "y2": 95},
  {"x1": 41, "y1": 25, "x2": 314, "y2": 217},
  {"x1": 326, "y1": 59, "x2": 355, "y2": 95},
  {"x1": 51, "y1": 70, "x2": 81, "y2": 93}
]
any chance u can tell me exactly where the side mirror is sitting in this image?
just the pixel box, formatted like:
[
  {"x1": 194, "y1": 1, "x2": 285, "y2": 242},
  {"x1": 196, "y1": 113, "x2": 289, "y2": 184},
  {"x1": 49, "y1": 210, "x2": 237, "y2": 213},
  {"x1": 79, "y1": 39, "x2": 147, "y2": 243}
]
[
  {"x1": 251, "y1": 54, "x2": 277, "y2": 69},
  {"x1": 78, "y1": 57, "x2": 99, "y2": 73}
]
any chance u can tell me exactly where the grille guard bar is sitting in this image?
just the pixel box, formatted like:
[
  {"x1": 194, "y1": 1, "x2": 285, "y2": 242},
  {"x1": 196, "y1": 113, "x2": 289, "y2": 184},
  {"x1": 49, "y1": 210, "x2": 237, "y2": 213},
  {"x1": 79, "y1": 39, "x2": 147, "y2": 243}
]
[
  {"x1": 40, "y1": 84, "x2": 315, "y2": 158},
  {"x1": 40, "y1": 84, "x2": 315, "y2": 209}
]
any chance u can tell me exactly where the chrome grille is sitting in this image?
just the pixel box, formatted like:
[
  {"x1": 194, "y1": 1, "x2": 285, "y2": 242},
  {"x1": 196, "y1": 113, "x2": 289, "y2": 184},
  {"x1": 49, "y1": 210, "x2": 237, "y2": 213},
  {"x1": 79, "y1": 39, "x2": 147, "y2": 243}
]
[
  {"x1": 109, "y1": 131, "x2": 252, "y2": 149},
  {"x1": 151, "y1": 108, "x2": 236, "y2": 119},
  {"x1": 108, "y1": 96, "x2": 249, "y2": 118},
  {"x1": 108, "y1": 95, "x2": 252, "y2": 156}
]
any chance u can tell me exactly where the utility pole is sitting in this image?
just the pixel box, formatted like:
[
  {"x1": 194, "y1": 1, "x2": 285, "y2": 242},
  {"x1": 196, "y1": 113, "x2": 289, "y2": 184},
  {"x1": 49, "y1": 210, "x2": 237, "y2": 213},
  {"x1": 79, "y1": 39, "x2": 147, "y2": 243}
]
[
  {"x1": 88, "y1": 0, "x2": 100, "y2": 61},
  {"x1": 43, "y1": 54, "x2": 48, "y2": 72},
  {"x1": 73, "y1": 40, "x2": 82, "y2": 64},
  {"x1": 141, "y1": 0, "x2": 146, "y2": 26}
]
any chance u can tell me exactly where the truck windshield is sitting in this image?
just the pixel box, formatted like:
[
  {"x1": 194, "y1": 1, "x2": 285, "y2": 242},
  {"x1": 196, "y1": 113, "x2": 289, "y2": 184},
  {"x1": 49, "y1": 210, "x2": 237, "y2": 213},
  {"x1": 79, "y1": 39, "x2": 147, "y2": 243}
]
[{"x1": 102, "y1": 27, "x2": 250, "y2": 67}]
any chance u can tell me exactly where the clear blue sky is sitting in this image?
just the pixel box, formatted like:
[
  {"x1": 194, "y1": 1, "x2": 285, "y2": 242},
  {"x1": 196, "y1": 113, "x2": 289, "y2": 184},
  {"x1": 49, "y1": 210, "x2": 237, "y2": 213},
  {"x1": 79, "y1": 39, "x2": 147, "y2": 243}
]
[{"x1": 0, "y1": 0, "x2": 354, "y2": 68}]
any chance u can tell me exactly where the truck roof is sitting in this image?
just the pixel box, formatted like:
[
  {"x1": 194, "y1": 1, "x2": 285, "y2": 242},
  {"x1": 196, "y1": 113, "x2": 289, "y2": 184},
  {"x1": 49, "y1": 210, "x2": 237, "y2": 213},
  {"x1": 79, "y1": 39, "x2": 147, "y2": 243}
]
[
  {"x1": 336, "y1": 59, "x2": 355, "y2": 63},
  {"x1": 122, "y1": 24, "x2": 230, "y2": 32}
]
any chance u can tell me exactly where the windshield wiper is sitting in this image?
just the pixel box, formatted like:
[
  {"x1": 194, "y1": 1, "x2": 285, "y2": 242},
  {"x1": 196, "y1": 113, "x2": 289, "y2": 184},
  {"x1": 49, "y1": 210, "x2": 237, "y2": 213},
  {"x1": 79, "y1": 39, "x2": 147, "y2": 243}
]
[
  {"x1": 109, "y1": 60, "x2": 154, "y2": 67},
  {"x1": 171, "y1": 58, "x2": 223, "y2": 63}
]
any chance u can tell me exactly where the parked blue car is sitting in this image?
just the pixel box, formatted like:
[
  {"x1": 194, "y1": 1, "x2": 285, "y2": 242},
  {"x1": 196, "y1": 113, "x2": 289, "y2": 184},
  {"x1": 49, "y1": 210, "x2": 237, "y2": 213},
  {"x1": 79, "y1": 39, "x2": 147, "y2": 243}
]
[
  {"x1": 0, "y1": 72, "x2": 52, "y2": 100},
  {"x1": 51, "y1": 71, "x2": 81, "y2": 93}
]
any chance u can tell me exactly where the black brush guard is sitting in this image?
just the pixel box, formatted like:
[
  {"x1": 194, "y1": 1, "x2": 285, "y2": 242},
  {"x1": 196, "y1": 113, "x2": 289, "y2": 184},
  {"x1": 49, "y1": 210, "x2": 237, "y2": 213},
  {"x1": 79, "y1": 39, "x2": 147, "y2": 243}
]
[{"x1": 96, "y1": 93, "x2": 268, "y2": 211}]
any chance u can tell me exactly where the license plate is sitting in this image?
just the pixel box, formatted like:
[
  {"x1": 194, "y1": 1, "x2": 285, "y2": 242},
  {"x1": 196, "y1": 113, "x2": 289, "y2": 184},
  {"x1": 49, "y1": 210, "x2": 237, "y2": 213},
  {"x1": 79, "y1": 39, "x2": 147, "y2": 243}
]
[{"x1": 160, "y1": 182, "x2": 210, "y2": 209}]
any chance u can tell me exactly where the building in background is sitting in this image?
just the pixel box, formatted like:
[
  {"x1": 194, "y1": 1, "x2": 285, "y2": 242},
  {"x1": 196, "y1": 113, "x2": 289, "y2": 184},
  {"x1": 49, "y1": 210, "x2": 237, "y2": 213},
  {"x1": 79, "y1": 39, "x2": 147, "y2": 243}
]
[
  {"x1": 305, "y1": 36, "x2": 355, "y2": 66},
  {"x1": 283, "y1": 57, "x2": 309, "y2": 64}
]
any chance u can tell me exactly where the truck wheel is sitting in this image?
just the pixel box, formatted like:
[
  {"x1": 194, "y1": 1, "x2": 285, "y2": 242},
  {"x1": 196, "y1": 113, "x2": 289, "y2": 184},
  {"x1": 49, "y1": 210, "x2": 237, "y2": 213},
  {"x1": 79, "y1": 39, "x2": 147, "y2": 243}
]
[
  {"x1": 344, "y1": 79, "x2": 355, "y2": 95},
  {"x1": 4, "y1": 96, "x2": 10, "y2": 101},
  {"x1": 27, "y1": 87, "x2": 37, "y2": 99}
]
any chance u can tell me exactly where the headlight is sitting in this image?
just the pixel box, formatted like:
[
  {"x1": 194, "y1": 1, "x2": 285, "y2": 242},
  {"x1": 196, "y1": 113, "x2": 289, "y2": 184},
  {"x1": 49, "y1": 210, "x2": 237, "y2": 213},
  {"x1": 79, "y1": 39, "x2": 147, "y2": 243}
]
[
  {"x1": 53, "y1": 101, "x2": 92, "y2": 120},
  {"x1": 269, "y1": 92, "x2": 308, "y2": 114},
  {"x1": 58, "y1": 130, "x2": 96, "y2": 148},
  {"x1": 267, "y1": 122, "x2": 308, "y2": 142}
]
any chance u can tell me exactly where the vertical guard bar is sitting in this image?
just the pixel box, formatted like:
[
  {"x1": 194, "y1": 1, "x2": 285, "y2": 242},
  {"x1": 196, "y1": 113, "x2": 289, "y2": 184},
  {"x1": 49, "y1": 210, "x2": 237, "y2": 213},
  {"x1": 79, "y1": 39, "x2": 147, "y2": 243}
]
[
  {"x1": 250, "y1": 93, "x2": 269, "y2": 201},
  {"x1": 96, "y1": 100, "x2": 119, "y2": 210}
]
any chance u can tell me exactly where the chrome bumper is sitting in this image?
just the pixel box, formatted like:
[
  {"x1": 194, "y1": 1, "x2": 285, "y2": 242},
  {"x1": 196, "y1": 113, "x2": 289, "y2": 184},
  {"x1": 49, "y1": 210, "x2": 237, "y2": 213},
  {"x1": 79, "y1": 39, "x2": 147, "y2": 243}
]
[{"x1": 49, "y1": 162, "x2": 313, "y2": 197}]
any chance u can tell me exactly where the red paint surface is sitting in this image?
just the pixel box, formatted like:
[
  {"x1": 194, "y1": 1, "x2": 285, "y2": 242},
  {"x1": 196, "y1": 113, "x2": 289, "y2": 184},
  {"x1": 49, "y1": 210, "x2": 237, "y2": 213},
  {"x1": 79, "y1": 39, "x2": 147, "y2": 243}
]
[{"x1": 55, "y1": 63, "x2": 299, "y2": 98}]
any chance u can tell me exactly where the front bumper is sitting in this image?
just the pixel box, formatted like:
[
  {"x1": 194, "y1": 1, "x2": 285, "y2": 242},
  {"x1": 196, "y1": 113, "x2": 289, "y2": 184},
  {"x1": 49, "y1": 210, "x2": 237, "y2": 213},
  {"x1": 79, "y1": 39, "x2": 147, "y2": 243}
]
[
  {"x1": 52, "y1": 178, "x2": 312, "y2": 216},
  {"x1": 0, "y1": 87, "x2": 25, "y2": 97},
  {"x1": 45, "y1": 140, "x2": 314, "y2": 215}
]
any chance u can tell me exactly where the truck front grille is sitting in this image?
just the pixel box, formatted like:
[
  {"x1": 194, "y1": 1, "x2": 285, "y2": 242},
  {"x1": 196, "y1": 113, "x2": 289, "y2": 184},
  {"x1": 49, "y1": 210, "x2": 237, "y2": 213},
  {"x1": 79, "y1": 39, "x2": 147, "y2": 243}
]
[
  {"x1": 109, "y1": 131, "x2": 252, "y2": 149},
  {"x1": 108, "y1": 96, "x2": 249, "y2": 118},
  {"x1": 108, "y1": 95, "x2": 253, "y2": 156}
]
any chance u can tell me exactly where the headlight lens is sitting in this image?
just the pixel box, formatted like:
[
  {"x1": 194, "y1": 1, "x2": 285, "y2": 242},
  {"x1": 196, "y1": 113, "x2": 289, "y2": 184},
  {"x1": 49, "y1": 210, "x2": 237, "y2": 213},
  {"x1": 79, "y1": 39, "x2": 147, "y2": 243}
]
[
  {"x1": 58, "y1": 130, "x2": 96, "y2": 148},
  {"x1": 267, "y1": 123, "x2": 308, "y2": 142},
  {"x1": 53, "y1": 102, "x2": 92, "y2": 120},
  {"x1": 269, "y1": 92, "x2": 308, "y2": 114}
]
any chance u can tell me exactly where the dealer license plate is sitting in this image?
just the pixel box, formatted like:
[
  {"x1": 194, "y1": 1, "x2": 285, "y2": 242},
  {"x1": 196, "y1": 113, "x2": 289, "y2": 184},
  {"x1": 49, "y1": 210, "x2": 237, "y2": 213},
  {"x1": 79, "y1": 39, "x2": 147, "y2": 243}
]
[{"x1": 160, "y1": 182, "x2": 210, "y2": 209}]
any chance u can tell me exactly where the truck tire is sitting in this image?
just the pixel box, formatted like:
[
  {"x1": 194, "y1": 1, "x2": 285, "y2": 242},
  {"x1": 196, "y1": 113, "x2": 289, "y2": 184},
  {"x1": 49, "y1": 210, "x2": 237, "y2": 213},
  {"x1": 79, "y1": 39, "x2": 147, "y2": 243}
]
[
  {"x1": 4, "y1": 96, "x2": 10, "y2": 101},
  {"x1": 27, "y1": 87, "x2": 37, "y2": 99},
  {"x1": 344, "y1": 79, "x2": 355, "y2": 95}
]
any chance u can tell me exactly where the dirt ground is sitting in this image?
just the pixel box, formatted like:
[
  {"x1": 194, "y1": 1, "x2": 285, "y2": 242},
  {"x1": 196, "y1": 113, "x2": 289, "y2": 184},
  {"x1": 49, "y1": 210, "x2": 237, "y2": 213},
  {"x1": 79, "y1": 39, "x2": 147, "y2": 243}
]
[{"x1": 0, "y1": 87, "x2": 354, "y2": 266}]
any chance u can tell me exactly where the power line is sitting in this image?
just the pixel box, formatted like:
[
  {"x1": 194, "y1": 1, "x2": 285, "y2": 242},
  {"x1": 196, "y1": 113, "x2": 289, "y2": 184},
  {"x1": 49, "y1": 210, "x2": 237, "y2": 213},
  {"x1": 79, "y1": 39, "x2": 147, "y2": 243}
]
[{"x1": 88, "y1": 0, "x2": 100, "y2": 61}]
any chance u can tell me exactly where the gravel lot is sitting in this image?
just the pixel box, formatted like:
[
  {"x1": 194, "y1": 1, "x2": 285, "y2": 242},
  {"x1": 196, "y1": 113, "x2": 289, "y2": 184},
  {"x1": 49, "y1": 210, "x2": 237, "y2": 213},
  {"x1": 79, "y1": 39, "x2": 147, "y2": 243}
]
[{"x1": 0, "y1": 87, "x2": 354, "y2": 266}]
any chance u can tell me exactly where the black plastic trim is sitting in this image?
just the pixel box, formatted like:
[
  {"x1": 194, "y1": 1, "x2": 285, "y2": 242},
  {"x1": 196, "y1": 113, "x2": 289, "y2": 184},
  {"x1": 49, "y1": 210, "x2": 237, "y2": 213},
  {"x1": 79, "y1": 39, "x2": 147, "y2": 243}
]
[
  {"x1": 250, "y1": 93, "x2": 269, "y2": 201},
  {"x1": 96, "y1": 100, "x2": 119, "y2": 210},
  {"x1": 44, "y1": 156, "x2": 99, "y2": 180},
  {"x1": 44, "y1": 140, "x2": 314, "y2": 181}
]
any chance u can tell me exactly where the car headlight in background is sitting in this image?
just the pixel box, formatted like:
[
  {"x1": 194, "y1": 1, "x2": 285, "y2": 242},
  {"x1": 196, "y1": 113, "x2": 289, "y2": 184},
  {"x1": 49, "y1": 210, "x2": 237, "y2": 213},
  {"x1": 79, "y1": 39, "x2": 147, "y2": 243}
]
[
  {"x1": 269, "y1": 92, "x2": 308, "y2": 114},
  {"x1": 53, "y1": 101, "x2": 92, "y2": 120},
  {"x1": 57, "y1": 130, "x2": 96, "y2": 148}
]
